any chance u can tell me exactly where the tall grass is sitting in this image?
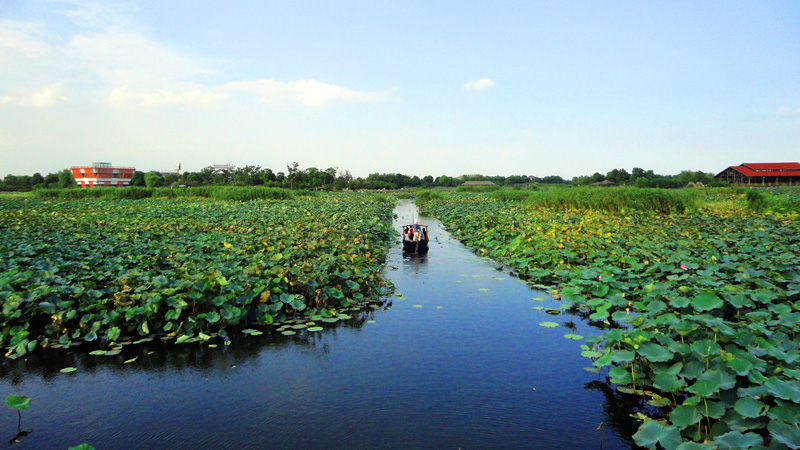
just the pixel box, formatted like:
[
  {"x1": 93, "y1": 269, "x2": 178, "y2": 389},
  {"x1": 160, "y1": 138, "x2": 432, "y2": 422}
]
[
  {"x1": 415, "y1": 190, "x2": 445, "y2": 204},
  {"x1": 455, "y1": 185, "x2": 500, "y2": 193},
  {"x1": 526, "y1": 187, "x2": 696, "y2": 214},
  {"x1": 33, "y1": 186, "x2": 294, "y2": 201},
  {"x1": 492, "y1": 190, "x2": 532, "y2": 202}
]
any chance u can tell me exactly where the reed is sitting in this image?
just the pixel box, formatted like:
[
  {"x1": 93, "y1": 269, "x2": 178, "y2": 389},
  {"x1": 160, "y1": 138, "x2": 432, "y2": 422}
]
[{"x1": 526, "y1": 186, "x2": 696, "y2": 214}]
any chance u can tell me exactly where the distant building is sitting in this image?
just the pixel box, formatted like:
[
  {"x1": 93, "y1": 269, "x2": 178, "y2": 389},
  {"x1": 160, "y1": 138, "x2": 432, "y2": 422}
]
[
  {"x1": 715, "y1": 163, "x2": 800, "y2": 185},
  {"x1": 70, "y1": 162, "x2": 135, "y2": 188}
]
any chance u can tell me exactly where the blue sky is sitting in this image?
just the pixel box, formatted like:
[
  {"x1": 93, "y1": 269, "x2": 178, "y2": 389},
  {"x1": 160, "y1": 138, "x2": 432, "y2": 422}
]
[{"x1": 1, "y1": 0, "x2": 798, "y2": 178}]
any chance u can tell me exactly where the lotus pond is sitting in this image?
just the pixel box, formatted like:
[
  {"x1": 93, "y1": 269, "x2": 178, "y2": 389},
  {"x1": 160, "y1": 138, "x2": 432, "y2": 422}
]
[
  {"x1": 420, "y1": 192, "x2": 800, "y2": 449},
  {"x1": 0, "y1": 196, "x2": 644, "y2": 448}
]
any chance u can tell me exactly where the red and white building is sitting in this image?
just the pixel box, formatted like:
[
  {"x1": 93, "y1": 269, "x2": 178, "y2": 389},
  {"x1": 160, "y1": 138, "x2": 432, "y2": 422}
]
[
  {"x1": 715, "y1": 163, "x2": 800, "y2": 185},
  {"x1": 70, "y1": 163, "x2": 135, "y2": 188}
]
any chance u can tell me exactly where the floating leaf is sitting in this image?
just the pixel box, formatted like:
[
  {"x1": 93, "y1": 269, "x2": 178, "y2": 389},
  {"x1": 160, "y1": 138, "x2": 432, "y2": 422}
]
[
  {"x1": 307, "y1": 327, "x2": 323, "y2": 332},
  {"x1": 60, "y1": 367, "x2": 77, "y2": 373},
  {"x1": 539, "y1": 322, "x2": 558, "y2": 328},
  {"x1": 6, "y1": 396, "x2": 30, "y2": 411},
  {"x1": 124, "y1": 357, "x2": 138, "y2": 364},
  {"x1": 563, "y1": 334, "x2": 583, "y2": 340},
  {"x1": 281, "y1": 330, "x2": 296, "y2": 336}
]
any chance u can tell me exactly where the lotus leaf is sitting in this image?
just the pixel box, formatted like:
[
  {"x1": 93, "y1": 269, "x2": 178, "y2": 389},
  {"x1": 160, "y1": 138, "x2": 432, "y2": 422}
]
[{"x1": 6, "y1": 396, "x2": 30, "y2": 411}]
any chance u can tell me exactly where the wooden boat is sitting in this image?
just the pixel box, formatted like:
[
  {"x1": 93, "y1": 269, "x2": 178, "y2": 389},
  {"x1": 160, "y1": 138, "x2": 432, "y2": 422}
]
[{"x1": 402, "y1": 222, "x2": 429, "y2": 254}]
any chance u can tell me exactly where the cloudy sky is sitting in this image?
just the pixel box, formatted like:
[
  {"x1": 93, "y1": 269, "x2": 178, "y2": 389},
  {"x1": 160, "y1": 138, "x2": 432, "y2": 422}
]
[{"x1": 1, "y1": 1, "x2": 798, "y2": 178}]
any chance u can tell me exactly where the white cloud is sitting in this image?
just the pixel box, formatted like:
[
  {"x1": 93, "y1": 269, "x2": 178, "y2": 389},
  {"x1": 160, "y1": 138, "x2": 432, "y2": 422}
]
[
  {"x1": 2, "y1": 83, "x2": 65, "y2": 108},
  {"x1": 224, "y1": 79, "x2": 397, "y2": 107},
  {"x1": 1, "y1": 3, "x2": 397, "y2": 111},
  {"x1": 464, "y1": 78, "x2": 495, "y2": 90},
  {"x1": 0, "y1": 20, "x2": 51, "y2": 61},
  {"x1": 106, "y1": 85, "x2": 228, "y2": 108},
  {"x1": 778, "y1": 107, "x2": 800, "y2": 114}
]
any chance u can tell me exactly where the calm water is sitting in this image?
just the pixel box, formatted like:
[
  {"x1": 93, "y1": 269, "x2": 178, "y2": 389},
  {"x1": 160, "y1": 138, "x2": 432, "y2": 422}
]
[{"x1": 1, "y1": 201, "x2": 638, "y2": 449}]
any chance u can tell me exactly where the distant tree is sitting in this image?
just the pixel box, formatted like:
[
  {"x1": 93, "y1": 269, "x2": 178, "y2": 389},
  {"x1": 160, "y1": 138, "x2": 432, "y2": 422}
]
[
  {"x1": 541, "y1": 175, "x2": 565, "y2": 184},
  {"x1": 144, "y1": 171, "x2": 165, "y2": 188},
  {"x1": 58, "y1": 169, "x2": 77, "y2": 188},
  {"x1": 605, "y1": 168, "x2": 630, "y2": 185},
  {"x1": 505, "y1": 175, "x2": 527, "y2": 185},
  {"x1": 129, "y1": 170, "x2": 146, "y2": 186},
  {"x1": 422, "y1": 175, "x2": 434, "y2": 186},
  {"x1": 585, "y1": 172, "x2": 606, "y2": 185},
  {"x1": 259, "y1": 168, "x2": 276, "y2": 185},
  {"x1": 31, "y1": 173, "x2": 44, "y2": 187},
  {"x1": 43, "y1": 172, "x2": 59, "y2": 188}
]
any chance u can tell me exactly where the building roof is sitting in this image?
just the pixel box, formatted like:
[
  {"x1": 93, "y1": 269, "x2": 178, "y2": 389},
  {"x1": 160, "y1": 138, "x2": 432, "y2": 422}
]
[{"x1": 716, "y1": 163, "x2": 800, "y2": 178}]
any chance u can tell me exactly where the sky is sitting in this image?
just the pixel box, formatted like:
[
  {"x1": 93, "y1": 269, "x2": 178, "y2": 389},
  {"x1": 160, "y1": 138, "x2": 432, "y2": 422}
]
[{"x1": 1, "y1": 0, "x2": 798, "y2": 179}]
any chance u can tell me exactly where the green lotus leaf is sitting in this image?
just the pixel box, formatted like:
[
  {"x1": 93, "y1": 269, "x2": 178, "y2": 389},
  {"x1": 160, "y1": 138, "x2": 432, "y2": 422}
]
[
  {"x1": 206, "y1": 312, "x2": 220, "y2": 323},
  {"x1": 6, "y1": 395, "x2": 30, "y2": 411},
  {"x1": 675, "y1": 441, "x2": 713, "y2": 449},
  {"x1": 687, "y1": 379, "x2": 718, "y2": 398},
  {"x1": 653, "y1": 373, "x2": 686, "y2": 393},
  {"x1": 734, "y1": 397, "x2": 768, "y2": 419},
  {"x1": 632, "y1": 420, "x2": 682, "y2": 450},
  {"x1": 60, "y1": 367, "x2": 77, "y2": 373},
  {"x1": 669, "y1": 405, "x2": 701, "y2": 428},
  {"x1": 767, "y1": 420, "x2": 800, "y2": 449},
  {"x1": 692, "y1": 291, "x2": 723, "y2": 312},
  {"x1": 538, "y1": 322, "x2": 558, "y2": 328},
  {"x1": 764, "y1": 377, "x2": 800, "y2": 403},
  {"x1": 713, "y1": 431, "x2": 763, "y2": 449},
  {"x1": 563, "y1": 334, "x2": 583, "y2": 340},
  {"x1": 690, "y1": 339, "x2": 721, "y2": 359},
  {"x1": 637, "y1": 343, "x2": 674, "y2": 363},
  {"x1": 610, "y1": 349, "x2": 635, "y2": 363},
  {"x1": 307, "y1": 327, "x2": 323, "y2": 332}
]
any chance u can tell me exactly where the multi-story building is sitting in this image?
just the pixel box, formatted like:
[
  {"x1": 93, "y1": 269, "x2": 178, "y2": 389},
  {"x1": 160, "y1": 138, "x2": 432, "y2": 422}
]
[{"x1": 70, "y1": 162, "x2": 135, "y2": 188}]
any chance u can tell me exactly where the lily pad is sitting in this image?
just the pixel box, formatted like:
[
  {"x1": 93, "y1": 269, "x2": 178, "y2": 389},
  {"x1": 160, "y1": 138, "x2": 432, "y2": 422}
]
[
  {"x1": 539, "y1": 322, "x2": 558, "y2": 328},
  {"x1": 281, "y1": 330, "x2": 296, "y2": 336},
  {"x1": 6, "y1": 396, "x2": 30, "y2": 411},
  {"x1": 60, "y1": 367, "x2": 77, "y2": 373},
  {"x1": 563, "y1": 334, "x2": 583, "y2": 340},
  {"x1": 307, "y1": 326, "x2": 323, "y2": 332}
]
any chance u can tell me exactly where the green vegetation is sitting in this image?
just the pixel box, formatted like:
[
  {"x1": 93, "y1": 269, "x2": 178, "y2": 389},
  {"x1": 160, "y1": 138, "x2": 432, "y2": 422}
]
[
  {"x1": 0, "y1": 193, "x2": 396, "y2": 358},
  {"x1": 527, "y1": 186, "x2": 697, "y2": 214},
  {"x1": 421, "y1": 190, "x2": 800, "y2": 449},
  {"x1": 33, "y1": 186, "x2": 295, "y2": 201}
]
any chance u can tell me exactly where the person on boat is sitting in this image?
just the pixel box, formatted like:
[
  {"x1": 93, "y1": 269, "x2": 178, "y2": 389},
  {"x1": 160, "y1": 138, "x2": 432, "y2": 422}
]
[{"x1": 413, "y1": 220, "x2": 421, "y2": 241}]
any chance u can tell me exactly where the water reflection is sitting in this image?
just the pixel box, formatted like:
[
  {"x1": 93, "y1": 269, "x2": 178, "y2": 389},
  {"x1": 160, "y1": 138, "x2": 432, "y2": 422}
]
[
  {"x1": 401, "y1": 252, "x2": 428, "y2": 275},
  {"x1": 0, "y1": 200, "x2": 641, "y2": 449}
]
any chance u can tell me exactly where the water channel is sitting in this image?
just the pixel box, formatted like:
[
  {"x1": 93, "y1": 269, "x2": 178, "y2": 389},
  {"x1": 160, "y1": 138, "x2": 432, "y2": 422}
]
[{"x1": 1, "y1": 200, "x2": 638, "y2": 449}]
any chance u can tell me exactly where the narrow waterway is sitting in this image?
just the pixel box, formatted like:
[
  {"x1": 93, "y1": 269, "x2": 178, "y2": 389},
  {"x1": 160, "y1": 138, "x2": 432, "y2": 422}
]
[{"x1": 1, "y1": 201, "x2": 636, "y2": 449}]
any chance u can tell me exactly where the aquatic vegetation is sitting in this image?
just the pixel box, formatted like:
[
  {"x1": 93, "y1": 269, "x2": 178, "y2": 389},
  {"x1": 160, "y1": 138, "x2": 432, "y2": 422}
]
[
  {"x1": 422, "y1": 193, "x2": 800, "y2": 449},
  {"x1": 0, "y1": 193, "x2": 396, "y2": 358}
]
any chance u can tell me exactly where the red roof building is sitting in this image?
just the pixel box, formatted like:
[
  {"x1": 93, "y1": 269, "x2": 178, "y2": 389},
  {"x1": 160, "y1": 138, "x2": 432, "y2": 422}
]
[
  {"x1": 715, "y1": 163, "x2": 800, "y2": 185},
  {"x1": 70, "y1": 162, "x2": 135, "y2": 188}
]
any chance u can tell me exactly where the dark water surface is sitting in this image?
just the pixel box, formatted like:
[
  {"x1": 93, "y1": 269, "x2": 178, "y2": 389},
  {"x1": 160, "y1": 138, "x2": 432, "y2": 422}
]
[{"x1": 1, "y1": 201, "x2": 637, "y2": 449}]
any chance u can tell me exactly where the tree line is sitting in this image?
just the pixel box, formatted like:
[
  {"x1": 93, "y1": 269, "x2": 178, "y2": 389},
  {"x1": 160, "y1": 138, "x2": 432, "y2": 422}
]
[{"x1": 1, "y1": 162, "x2": 717, "y2": 191}]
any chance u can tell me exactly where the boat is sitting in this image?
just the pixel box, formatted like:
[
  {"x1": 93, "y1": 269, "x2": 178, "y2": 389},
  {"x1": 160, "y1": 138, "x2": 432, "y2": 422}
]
[{"x1": 402, "y1": 221, "x2": 429, "y2": 254}]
